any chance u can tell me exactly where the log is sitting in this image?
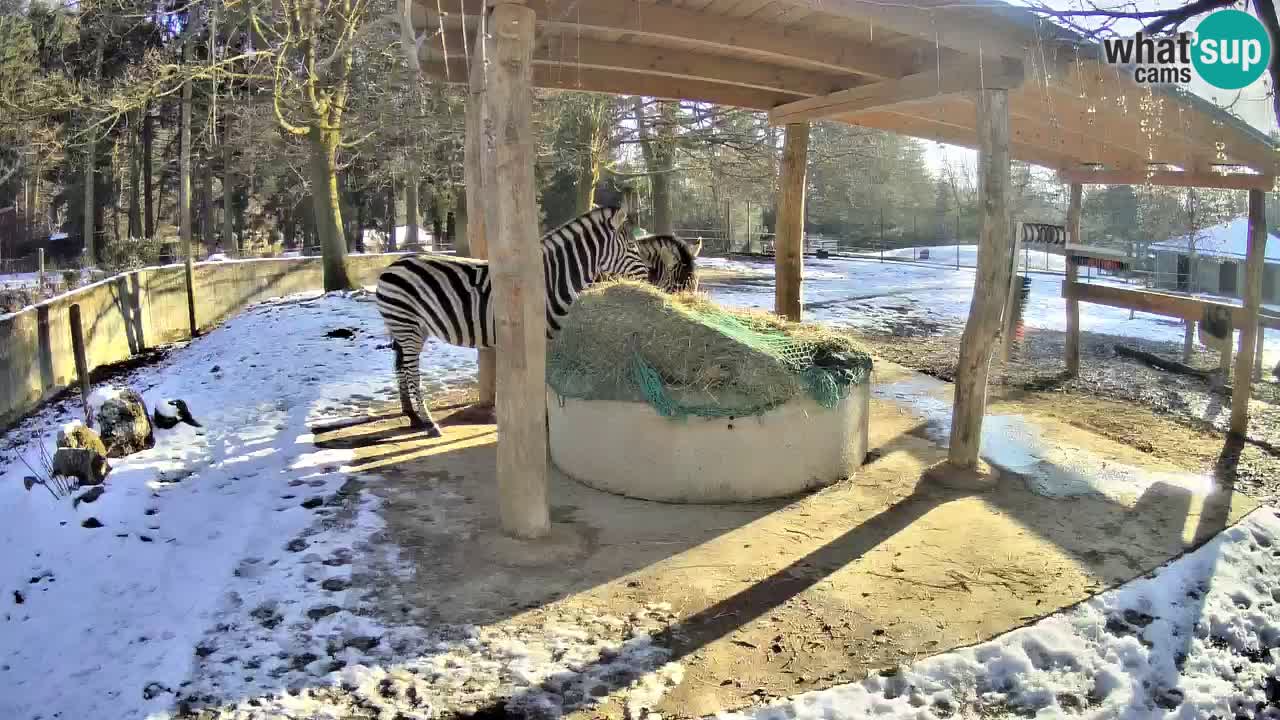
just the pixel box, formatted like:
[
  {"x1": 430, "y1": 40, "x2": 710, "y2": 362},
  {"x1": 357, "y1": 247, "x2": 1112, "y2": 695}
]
[
  {"x1": 482, "y1": 3, "x2": 549, "y2": 539},
  {"x1": 774, "y1": 122, "x2": 808, "y2": 322},
  {"x1": 1113, "y1": 344, "x2": 1211, "y2": 379},
  {"x1": 947, "y1": 88, "x2": 1010, "y2": 473},
  {"x1": 1064, "y1": 183, "x2": 1082, "y2": 376},
  {"x1": 1231, "y1": 188, "x2": 1267, "y2": 435}
]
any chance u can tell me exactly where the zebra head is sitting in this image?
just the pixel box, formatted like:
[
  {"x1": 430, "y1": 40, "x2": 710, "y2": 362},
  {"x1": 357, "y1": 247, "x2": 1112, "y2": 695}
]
[
  {"x1": 579, "y1": 203, "x2": 649, "y2": 284},
  {"x1": 634, "y1": 234, "x2": 701, "y2": 293}
]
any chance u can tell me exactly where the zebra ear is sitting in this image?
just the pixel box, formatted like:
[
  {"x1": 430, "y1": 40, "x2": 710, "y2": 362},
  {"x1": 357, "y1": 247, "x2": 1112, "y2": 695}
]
[{"x1": 688, "y1": 238, "x2": 703, "y2": 257}]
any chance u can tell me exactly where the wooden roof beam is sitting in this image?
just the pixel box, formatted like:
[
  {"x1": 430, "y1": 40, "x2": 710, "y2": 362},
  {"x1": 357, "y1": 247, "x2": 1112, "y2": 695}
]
[
  {"x1": 770, "y1": 58, "x2": 1023, "y2": 124},
  {"x1": 1059, "y1": 168, "x2": 1277, "y2": 190},
  {"x1": 773, "y1": 0, "x2": 1039, "y2": 59},
  {"x1": 839, "y1": 108, "x2": 1078, "y2": 171},
  {"x1": 417, "y1": 0, "x2": 913, "y2": 80},
  {"x1": 421, "y1": 31, "x2": 851, "y2": 97},
  {"x1": 420, "y1": 60, "x2": 794, "y2": 110}
]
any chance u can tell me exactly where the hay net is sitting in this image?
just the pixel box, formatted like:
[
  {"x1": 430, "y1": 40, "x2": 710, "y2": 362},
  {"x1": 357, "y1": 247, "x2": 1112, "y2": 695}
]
[{"x1": 547, "y1": 281, "x2": 873, "y2": 419}]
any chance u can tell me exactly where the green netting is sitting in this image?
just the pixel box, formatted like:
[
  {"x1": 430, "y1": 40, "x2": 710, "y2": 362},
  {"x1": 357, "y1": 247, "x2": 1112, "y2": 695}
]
[{"x1": 547, "y1": 281, "x2": 873, "y2": 419}]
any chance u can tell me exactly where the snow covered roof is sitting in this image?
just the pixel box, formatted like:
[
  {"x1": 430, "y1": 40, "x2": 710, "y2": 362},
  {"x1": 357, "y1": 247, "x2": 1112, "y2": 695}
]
[{"x1": 1150, "y1": 217, "x2": 1280, "y2": 262}]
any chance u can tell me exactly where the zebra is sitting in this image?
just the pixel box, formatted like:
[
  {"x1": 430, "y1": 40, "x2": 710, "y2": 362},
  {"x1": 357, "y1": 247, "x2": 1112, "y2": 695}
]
[
  {"x1": 374, "y1": 204, "x2": 695, "y2": 436},
  {"x1": 635, "y1": 234, "x2": 701, "y2": 293}
]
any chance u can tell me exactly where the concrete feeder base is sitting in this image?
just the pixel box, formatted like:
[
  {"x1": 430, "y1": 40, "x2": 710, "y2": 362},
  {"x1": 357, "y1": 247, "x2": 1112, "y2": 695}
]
[{"x1": 546, "y1": 384, "x2": 871, "y2": 503}]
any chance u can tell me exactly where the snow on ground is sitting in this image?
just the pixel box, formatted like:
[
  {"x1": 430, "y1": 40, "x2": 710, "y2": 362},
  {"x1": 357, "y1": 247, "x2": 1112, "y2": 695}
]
[
  {"x1": 0, "y1": 272, "x2": 41, "y2": 289},
  {"x1": 873, "y1": 244, "x2": 1068, "y2": 274},
  {"x1": 0, "y1": 290, "x2": 476, "y2": 719},
  {"x1": 1, "y1": 254, "x2": 1278, "y2": 719},
  {"x1": 700, "y1": 251, "x2": 1280, "y2": 372},
  {"x1": 718, "y1": 508, "x2": 1280, "y2": 720},
  {"x1": 1, "y1": 290, "x2": 682, "y2": 720}
]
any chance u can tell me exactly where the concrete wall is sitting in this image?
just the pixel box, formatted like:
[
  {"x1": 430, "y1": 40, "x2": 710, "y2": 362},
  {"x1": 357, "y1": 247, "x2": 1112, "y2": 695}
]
[{"x1": 0, "y1": 254, "x2": 404, "y2": 430}]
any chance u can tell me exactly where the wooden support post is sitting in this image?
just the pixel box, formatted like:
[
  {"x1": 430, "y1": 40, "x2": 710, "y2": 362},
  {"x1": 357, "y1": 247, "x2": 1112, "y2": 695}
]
[
  {"x1": 1230, "y1": 189, "x2": 1267, "y2": 436},
  {"x1": 465, "y1": 11, "x2": 496, "y2": 407},
  {"x1": 1219, "y1": 318, "x2": 1234, "y2": 384},
  {"x1": 482, "y1": 2, "x2": 548, "y2": 539},
  {"x1": 1183, "y1": 321, "x2": 1196, "y2": 362},
  {"x1": 946, "y1": 88, "x2": 1011, "y2": 476},
  {"x1": 37, "y1": 248, "x2": 45, "y2": 293},
  {"x1": 69, "y1": 304, "x2": 92, "y2": 427},
  {"x1": 774, "y1": 122, "x2": 809, "y2": 322},
  {"x1": 1256, "y1": 327, "x2": 1266, "y2": 383},
  {"x1": 1064, "y1": 183, "x2": 1082, "y2": 377}
]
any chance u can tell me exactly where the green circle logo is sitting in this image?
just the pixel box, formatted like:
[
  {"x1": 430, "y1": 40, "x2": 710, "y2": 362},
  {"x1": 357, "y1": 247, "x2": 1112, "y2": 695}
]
[{"x1": 1192, "y1": 9, "x2": 1272, "y2": 90}]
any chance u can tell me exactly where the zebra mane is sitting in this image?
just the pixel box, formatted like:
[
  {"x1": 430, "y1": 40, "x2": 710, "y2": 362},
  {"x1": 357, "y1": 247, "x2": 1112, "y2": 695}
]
[{"x1": 544, "y1": 204, "x2": 626, "y2": 243}]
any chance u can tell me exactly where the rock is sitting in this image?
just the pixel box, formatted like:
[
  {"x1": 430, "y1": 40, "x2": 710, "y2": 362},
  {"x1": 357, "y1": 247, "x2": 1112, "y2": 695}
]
[
  {"x1": 81, "y1": 517, "x2": 104, "y2": 529},
  {"x1": 52, "y1": 447, "x2": 111, "y2": 486},
  {"x1": 153, "y1": 399, "x2": 201, "y2": 430},
  {"x1": 73, "y1": 486, "x2": 105, "y2": 506},
  {"x1": 96, "y1": 389, "x2": 155, "y2": 458},
  {"x1": 57, "y1": 421, "x2": 108, "y2": 457}
]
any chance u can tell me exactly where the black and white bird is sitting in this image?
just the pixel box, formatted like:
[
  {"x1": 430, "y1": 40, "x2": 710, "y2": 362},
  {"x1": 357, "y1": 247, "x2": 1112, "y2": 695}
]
[{"x1": 152, "y1": 399, "x2": 201, "y2": 430}]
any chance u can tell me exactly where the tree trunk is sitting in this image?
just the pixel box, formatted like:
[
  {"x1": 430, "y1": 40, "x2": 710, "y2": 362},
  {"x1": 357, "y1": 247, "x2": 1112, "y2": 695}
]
[
  {"x1": 430, "y1": 192, "x2": 444, "y2": 245},
  {"x1": 404, "y1": 176, "x2": 419, "y2": 249},
  {"x1": 632, "y1": 98, "x2": 677, "y2": 235},
  {"x1": 179, "y1": 24, "x2": 197, "y2": 336},
  {"x1": 385, "y1": 181, "x2": 397, "y2": 251},
  {"x1": 573, "y1": 100, "x2": 607, "y2": 215},
  {"x1": 143, "y1": 105, "x2": 155, "y2": 240},
  {"x1": 202, "y1": 161, "x2": 215, "y2": 251},
  {"x1": 25, "y1": 165, "x2": 38, "y2": 246},
  {"x1": 82, "y1": 36, "x2": 104, "y2": 266},
  {"x1": 223, "y1": 142, "x2": 235, "y2": 254},
  {"x1": 454, "y1": 192, "x2": 470, "y2": 256},
  {"x1": 283, "y1": 205, "x2": 295, "y2": 250},
  {"x1": 355, "y1": 200, "x2": 365, "y2": 252},
  {"x1": 128, "y1": 114, "x2": 143, "y2": 241},
  {"x1": 83, "y1": 140, "x2": 97, "y2": 265},
  {"x1": 574, "y1": 158, "x2": 596, "y2": 214},
  {"x1": 308, "y1": 128, "x2": 352, "y2": 290}
]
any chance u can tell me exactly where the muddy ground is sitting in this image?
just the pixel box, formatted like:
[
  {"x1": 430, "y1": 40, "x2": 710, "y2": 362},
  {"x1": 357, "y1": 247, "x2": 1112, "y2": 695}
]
[{"x1": 857, "y1": 323, "x2": 1280, "y2": 504}]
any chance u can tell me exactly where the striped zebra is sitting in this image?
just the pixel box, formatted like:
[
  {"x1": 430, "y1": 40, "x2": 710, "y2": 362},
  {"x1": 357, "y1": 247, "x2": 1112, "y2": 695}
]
[
  {"x1": 636, "y1": 234, "x2": 702, "y2": 292},
  {"x1": 375, "y1": 205, "x2": 696, "y2": 436}
]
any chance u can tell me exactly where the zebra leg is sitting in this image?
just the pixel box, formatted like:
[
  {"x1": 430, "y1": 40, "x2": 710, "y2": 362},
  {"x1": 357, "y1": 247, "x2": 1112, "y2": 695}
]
[{"x1": 392, "y1": 337, "x2": 441, "y2": 437}]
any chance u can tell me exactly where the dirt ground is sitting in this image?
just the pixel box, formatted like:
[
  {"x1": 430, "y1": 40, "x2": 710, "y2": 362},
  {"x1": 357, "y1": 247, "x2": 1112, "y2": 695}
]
[
  {"x1": 863, "y1": 326, "x2": 1280, "y2": 505},
  {"x1": 317, "y1": 357, "x2": 1257, "y2": 718}
]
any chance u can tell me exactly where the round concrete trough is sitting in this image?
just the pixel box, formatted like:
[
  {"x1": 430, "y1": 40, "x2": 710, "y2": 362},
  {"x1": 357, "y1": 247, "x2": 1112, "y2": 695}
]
[{"x1": 547, "y1": 384, "x2": 871, "y2": 504}]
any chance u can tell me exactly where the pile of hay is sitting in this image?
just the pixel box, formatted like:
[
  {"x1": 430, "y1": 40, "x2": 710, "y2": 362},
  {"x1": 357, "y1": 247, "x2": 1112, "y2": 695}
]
[{"x1": 547, "y1": 280, "x2": 872, "y2": 418}]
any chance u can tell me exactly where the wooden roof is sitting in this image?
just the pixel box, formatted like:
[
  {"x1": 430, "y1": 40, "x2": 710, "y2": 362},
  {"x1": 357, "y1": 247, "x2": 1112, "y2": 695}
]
[{"x1": 413, "y1": 0, "x2": 1280, "y2": 189}]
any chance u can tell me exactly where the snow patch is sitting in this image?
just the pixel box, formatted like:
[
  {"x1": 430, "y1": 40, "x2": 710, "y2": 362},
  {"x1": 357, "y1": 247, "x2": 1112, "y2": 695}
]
[
  {"x1": 716, "y1": 509, "x2": 1280, "y2": 720},
  {"x1": 87, "y1": 385, "x2": 125, "y2": 414}
]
